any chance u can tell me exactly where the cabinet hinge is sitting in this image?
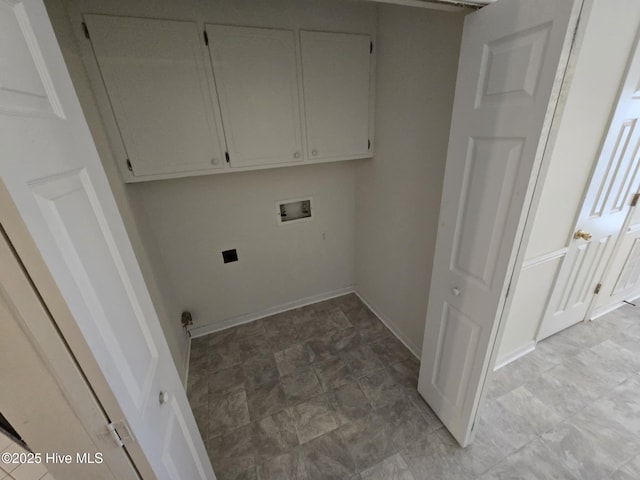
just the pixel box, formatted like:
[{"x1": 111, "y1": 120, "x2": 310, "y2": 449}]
[
  {"x1": 594, "y1": 283, "x2": 602, "y2": 295},
  {"x1": 107, "y1": 420, "x2": 134, "y2": 448},
  {"x1": 225, "y1": 152, "x2": 230, "y2": 164},
  {"x1": 203, "y1": 30, "x2": 209, "y2": 46},
  {"x1": 126, "y1": 159, "x2": 133, "y2": 173},
  {"x1": 82, "y1": 22, "x2": 90, "y2": 40},
  {"x1": 367, "y1": 139, "x2": 371, "y2": 150},
  {"x1": 631, "y1": 193, "x2": 640, "y2": 207},
  {"x1": 370, "y1": 41, "x2": 373, "y2": 54}
]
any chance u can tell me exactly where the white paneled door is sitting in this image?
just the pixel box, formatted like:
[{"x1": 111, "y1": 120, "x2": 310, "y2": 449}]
[
  {"x1": 539, "y1": 36, "x2": 640, "y2": 339},
  {"x1": 418, "y1": 0, "x2": 581, "y2": 446},
  {"x1": 0, "y1": 1, "x2": 214, "y2": 479}
]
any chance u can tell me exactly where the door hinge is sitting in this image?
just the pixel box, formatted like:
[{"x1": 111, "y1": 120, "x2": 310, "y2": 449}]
[
  {"x1": 225, "y1": 152, "x2": 230, "y2": 164},
  {"x1": 631, "y1": 193, "x2": 640, "y2": 207},
  {"x1": 594, "y1": 283, "x2": 602, "y2": 295},
  {"x1": 203, "y1": 30, "x2": 209, "y2": 46},
  {"x1": 126, "y1": 159, "x2": 133, "y2": 173},
  {"x1": 107, "y1": 420, "x2": 134, "y2": 448},
  {"x1": 370, "y1": 41, "x2": 373, "y2": 54},
  {"x1": 82, "y1": 22, "x2": 90, "y2": 40}
]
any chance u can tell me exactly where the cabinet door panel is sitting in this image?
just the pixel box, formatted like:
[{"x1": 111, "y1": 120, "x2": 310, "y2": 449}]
[
  {"x1": 207, "y1": 25, "x2": 303, "y2": 168},
  {"x1": 301, "y1": 31, "x2": 372, "y2": 160},
  {"x1": 85, "y1": 15, "x2": 226, "y2": 178}
]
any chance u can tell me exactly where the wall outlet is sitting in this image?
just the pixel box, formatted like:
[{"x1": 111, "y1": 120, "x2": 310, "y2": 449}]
[{"x1": 222, "y1": 249, "x2": 238, "y2": 263}]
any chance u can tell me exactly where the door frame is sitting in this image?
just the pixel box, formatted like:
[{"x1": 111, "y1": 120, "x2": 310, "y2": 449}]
[{"x1": 0, "y1": 180, "x2": 156, "y2": 479}]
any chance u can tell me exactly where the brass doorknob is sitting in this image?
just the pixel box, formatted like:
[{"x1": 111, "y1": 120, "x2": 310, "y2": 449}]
[{"x1": 574, "y1": 229, "x2": 592, "y2": 241}]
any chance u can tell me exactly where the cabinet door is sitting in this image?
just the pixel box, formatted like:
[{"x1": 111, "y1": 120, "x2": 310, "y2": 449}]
[
  {"x1": 85, "y1": 15, "x2": 226, "y2": 179},
  {"x1": 207, "y1": 25, "x2": 304, "y2": 168},
  {"x1": 300, "y1": 31, "x2": 373, "y2": 161}
]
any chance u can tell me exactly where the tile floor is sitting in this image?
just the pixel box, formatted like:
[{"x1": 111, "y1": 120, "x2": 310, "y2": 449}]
[
  {"x1": 0, "y1": 432, "x2": 54, "y2": 480},
  {"x1": 187, "y1": 294, "x2": 640, "y2": 480}
]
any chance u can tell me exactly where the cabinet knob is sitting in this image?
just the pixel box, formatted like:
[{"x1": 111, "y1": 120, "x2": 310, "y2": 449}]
[
  {"x1": 294, "y1": 151, "x2": 301, "y2": 159},
  {"x1": 211, "y1": 158, "x2": 219, "y2": 166},
  {"x1": 311, "y1": 149, "x2": 318, "y2": 157},
  {"x1": 159, "y1": 390, "x2": 169, "y2": 405},
  {"x1": 452, "y1": 287, "x2": 461, "y2": 297}
]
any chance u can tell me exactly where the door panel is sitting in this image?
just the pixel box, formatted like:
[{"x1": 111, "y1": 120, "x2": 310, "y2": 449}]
[
  {"x1": 300, "y1": 31, "x2": 372, "y2": 160},
  {"x1": 85, "y1": 15, "x2": 226, "y2": 179},
  {"x1": 539, "y1": 35, "x2": 640, "y2": 339},
  {"x1": 207, "y1": 25, "x2": 303, "y2": 167},
  {"x1": 0, "y1": 1, "x2": 215, "y2": 479},
  {"x1": 418, "y1": 0, "x2": 580, "y2": 447}
]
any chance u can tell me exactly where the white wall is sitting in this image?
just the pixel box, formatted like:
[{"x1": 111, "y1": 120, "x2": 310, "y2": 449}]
[
  {"x1": 497, "y1": 0, "x2": 640, "y2": 363},
  {"x1": 355, "y1": 5, "x2": 464, "y2": 355},
  {"x1": 59, "y1": 0, "x2": 375, "y2": 336},
  {"x1": 128, "y1": 163, "x2": 357, "y2": 332},
  {"x1": 47, "y1": 0, "x2": 190, "y2": 377}
]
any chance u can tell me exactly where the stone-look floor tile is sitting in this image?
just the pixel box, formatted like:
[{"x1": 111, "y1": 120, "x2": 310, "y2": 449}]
[
  {"x1": 209, "y1": 388, "x2": 250, "y2": 436},
  {"x1": 405, "y1": 389, "x2": 443, "y2": 434},
  {"x1": 377, "y1": 398, "x2": 431, "y2": 449},
  {"x1": 238, "y1": 335, "x2": 273, "y2": 363},
  {"x1": 293, "y1": 393, "x2": 339, "y2": 444},
  {"x1": 301, "y1": 431, "x2": 356, "y2": 480},
  {"x1": 370, "y1": 337, "x2": 410, "y2": 364},
  {"x1": 478, "y1": 386, "x2": 563, "y2": 454},
  {"x1": 252, "y1": 409, "x2": 300, "y2": 463},
  {"x1": 343, "y1": 304, "x2": 379, "y2": 330},
  {"x1": 334, "y1": 293, "x2": 363, "y2": 312},
  {"x1": 329, "y1": 381, "x2": 372, "y2": 426},
  {"x1": 486, "y1": 351, "x2": 556, "y2": 400},
  {"x1": 522, "y1": 363, "x2": 608, "y2": 419},
  {"x1": 341, "y1": 345, "x2": 385, "y2": 378},
  {"x1": 207, "y1": 425, "x2": 256, "y2": 478},
  {"x1": 476, "y1": 438, "x2": 578, "y2": 480},
  {"x1": 187, "y1": 374, "x2": 209, "y2": 408},
  {"x1": 387, "y1": 360, "x2": 419, "y2": 389},
  {"x1": 358, "y1": 369, "x2": 405, "y2": 409},
  {"x1": 244, "y1": 356, "x2": 279, "y2": 390},
  {"x1": 331, "y1": 327, "x2": 362, "y2": 354},
  {"x1": 233, "y1": 320, "x2": 266, "y2": 341},
  {"x1": 360, "y1": 454, "x2": 416, "y2": 480},
  {"x1": 192, "y1": 404, "x2": 208, "y2": 439},
  {"x1": 208, "y1": 342, "x2": 246, "y2": 373},
  {"x1": 257, "y1": 448, "x2": 308, "y2": 480},
  {"x1": 325, "y1": 307, "x2": 352, "y2": 330},
  {"x1": 246, "y1": 380, "x2": 288, "y2": 421},
  {"x1": 541, "y1": 405, "x2": 640, "y2": 480},
  {"x1": 281, "y1": 367, "x2": 323, "y2": 404},
  {"x1": 589, "y1": 376, "x2": 640, "y2": 436},
  {"x1": 313, "y1": 356, "x2": 353, "y2": 391},
  {"x1": 401, "y1": 428, "x2": 502, "y2": 480},
  {"x1": 276, "y1": 344, "x2": 314, "y2": 377},
  {"x1": 209, "y1": 365, "x2": 246, "y2": 394},
  {"x1": 339, "y1": 412, "x2": 395, "y2": 471},
  {"x1": 611, "y1": 455, "x2": 640, "y2": 480},
  {"x1": 553, "y1": 320, "x2": 610, "y2": 350}
]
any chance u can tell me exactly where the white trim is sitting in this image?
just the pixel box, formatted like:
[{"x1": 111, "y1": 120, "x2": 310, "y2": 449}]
[
  {"x1": 189, "y1": 286, "x2": 355, "y2": 338},
  {"x1": 363, "y1": 0, "x2": 480, "y2": 13},
  {"x1": 589, "y1": 290, "x2": 640, "y2": 320},
  {"x1": 493, "y1": 341, "x2": 536, "y2": 371},
  {"x1": 182, "y1": 334, "x2": 191, "y2": 388},
  {"x1": 354, "y1": 289, "x2": 422, "y2": 359},
  {"x1": 521, "y1": 247, "x2": 568, "y2": 270}
]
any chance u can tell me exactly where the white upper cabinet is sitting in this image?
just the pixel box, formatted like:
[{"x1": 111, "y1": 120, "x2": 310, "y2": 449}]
[
  {"x1": 85, "y1": 15, "x2": 226, "y2": 180},
  {"x1": 206, "y1": 25, "x2": 304, "y2": 168},
  {"x1": 300, "y1": 31, "x2": 373, "y2": 161}
]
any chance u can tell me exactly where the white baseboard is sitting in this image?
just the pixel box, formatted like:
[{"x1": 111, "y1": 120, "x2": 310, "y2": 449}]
[
  {"x1": 354, "y1": 289, "x2": 422, "y2": 359},
  {"x1": 188, "y1": 286, "x2": 355, "y2": 339},
  {"x1": 494, "y1": 340, "x2": 536, "y2": 371}
]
